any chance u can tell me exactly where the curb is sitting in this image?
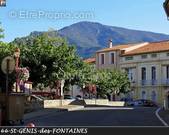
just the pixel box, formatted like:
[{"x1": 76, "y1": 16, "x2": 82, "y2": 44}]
[{"x1": 155, "y1": 108, "x2": 168, "y2": 127}]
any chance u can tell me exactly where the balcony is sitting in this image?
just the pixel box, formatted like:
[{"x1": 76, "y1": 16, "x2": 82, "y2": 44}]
[
  {"x1": 161, "y1": 79, "x2": 169, "y2": 86},
  {"x1": 140, "y1": 80, "x2": 158, "y2": 86},
  {"x1": 140, "y1": 80, "x2": 148, "y2": 86},
  {"x1": 151, "y1": 80, "x2": 158, "y2": 85}
]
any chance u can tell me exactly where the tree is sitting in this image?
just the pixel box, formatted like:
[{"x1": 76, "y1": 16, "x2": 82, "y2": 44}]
[
  {"x1": 0, "y1": 42, "x2": 16, "y2": 92},
  {"x1": 12, "y1": 33, "x2": 83, "y2": 90},
  {"x1": 96, "y1": 69, "x2": 130, "y2": 98},
  {"x1": 75, "y1": 62, "x2": 97, "y2": 89},
  {"x1": 0, "y1": 22, "x2": 4, "y2": 40}
]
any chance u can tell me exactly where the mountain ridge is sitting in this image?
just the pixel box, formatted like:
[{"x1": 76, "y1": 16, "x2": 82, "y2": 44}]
[{"x1": 13, "y1": 21, "x2": 169, "y2": 58}]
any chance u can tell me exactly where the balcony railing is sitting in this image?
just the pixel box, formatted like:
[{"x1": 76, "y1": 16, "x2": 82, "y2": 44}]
[
  {"x1": 141, "y1": 80, "x2": 148, "y2": 86},
  {"x1": 140, "y1": 80, "x2": 158, "y2": 86},
  {"x1": 151, "y1": 79, "x2": 158, "y2": 85},
  {"x1": 133, "y1": 79, "x2": 169, "y2": 86},
  {"x1": 161, "y1": 79, "x2": 169, "y2": 85}
]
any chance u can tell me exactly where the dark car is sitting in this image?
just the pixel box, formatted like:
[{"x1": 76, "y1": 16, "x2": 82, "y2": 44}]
[
  {"x1": 76, "y1": 95, "x2": 82, "y2": 100},
  {"x1": 134, "y1": 99, "x2": 157, "y2": 107},
  {"x1": 120, "y1": 98, "x2": 133, "y2": 106}
]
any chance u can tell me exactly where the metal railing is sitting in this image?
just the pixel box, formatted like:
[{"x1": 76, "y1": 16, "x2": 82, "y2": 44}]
[
  {"x1": 161, "y1": 79, "x2": 169, "y2": 85},
  {"x1": 140, "y1": 80, "x2": 158, "y2": 86}
]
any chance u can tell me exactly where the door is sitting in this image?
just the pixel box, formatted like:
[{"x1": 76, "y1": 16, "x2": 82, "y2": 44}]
[
  {"x1": 141, "y1": 91, "x2": 146, "y2": 99},
  {"x1": 151, "y1": 91, "x2": 156, "y2": 102}
]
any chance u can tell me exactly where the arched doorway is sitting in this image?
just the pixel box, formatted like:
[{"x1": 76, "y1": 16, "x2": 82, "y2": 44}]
[{"x1": 141, "y1": 91, "x2": 146, "y2": 99}]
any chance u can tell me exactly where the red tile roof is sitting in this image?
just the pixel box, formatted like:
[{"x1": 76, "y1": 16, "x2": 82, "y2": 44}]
[
  {"x1": 84, "y1": 58, "x2": 96, "y2": 64},
  {"x1": 122, "y1": 40, "x2": 169, "y2": 56},
  {"x1": 96, "y1": 45, "x2": 133, "y2": 53}
]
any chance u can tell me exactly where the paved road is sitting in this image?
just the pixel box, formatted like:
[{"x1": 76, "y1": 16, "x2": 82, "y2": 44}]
[{"x1": 24, "y1": 107, "x2": 163, "y2": 126}]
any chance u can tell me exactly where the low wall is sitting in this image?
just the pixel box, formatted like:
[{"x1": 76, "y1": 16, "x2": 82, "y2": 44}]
[
  {"x1": 84, "y1": 99, "x2": 124, "y2": 106},
  {"x1": 44, "y1": 100, "x2": 61, "y2": 108},
  {"x1": 43, "y1": 99, "x2": 74, "y2": 108},
  {"x1": 62, "y1": 99, "x2": 75, "y2": 106},
  {"x1": 108, "y1": 101, "x2": 125, "y2": 106},
  {"x1": 84, "y1": 99, "x2": 96, "y2": 105},
  {"x1": 43, "y1": 99, "x2": 125, "y2": 108}
]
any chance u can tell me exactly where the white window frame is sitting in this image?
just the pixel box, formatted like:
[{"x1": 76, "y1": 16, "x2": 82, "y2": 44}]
[
  {"x1": 109, "y1": 52, "x2": 115, "y2": 64},
  {"x1": 99, "y1": 53, "x2": 105, "y2": 65}
]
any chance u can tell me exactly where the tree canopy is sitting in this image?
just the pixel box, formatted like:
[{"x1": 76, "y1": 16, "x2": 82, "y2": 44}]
[
  {"x1": 96, "y1": 69, "x2": 130, "y2": 97},
  {"x1": 0, "y1": 23, "x2": 4, "y2": 40},
  {"x1": 0, "y1": 25, "x2": 131, "y2": 97},
  {"x1": 13, "y1": 33, "x2": 83, "y2": 88}
]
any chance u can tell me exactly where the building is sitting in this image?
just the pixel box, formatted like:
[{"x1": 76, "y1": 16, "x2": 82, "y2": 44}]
[{"x1": 96, "y1": 40, "x2": 169, "y2": 108}]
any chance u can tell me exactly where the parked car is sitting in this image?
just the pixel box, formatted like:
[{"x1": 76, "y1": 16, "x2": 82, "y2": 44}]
[
  {"x1": 140, "y1": 99, "x2": 157, "y2": 107},
  {"x1": 128, "y1": 99, "x2": 157, "y2": 107},
  {"x1": 120, "y1": 98, "x2": 134, "y2": 106},
  {"x1": 75, "y1": 95, "x2": 82, "y2": 100}
]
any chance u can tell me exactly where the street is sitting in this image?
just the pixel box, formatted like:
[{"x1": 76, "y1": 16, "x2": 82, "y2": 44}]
[{"x1": 24, "y1": 107, "x2": 164, "y2": 126}]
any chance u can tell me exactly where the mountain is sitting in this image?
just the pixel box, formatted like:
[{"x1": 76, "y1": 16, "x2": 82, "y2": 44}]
[{"x1": 13, "y1": 21, "x2": 169, "y2": 58}]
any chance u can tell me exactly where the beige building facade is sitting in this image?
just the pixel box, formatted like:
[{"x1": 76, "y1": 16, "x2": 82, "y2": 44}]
[{"x1": 96, "y1": 40, "x2": 169, "y2": 108}]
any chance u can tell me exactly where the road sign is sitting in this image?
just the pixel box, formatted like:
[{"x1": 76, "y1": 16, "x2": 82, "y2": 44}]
[{"x1": 1, "y1": 56, "x2": 15, "y2": 74}]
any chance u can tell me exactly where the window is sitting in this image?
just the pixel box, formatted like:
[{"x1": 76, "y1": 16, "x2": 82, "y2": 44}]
[
  {"x1": 126, "y1": 68, "x2": 133, "y2": 81},
  {"x1": 166, "y1": 53, "x2": 169, "y2": 56},
  {"x1": 152, "y1": 66, "x2": 156, "y2": 85},
  {"x1": 167, "y1": 66, "x2": 169, "y2": 79},
  {"x1": 125, "y1": 56, "x2": 133, "y2": 61},
  {"x1": 141, "y1": 67, "x2": 146, "y2": 80},
  {"x1": 110, "y1": 53, "x2": 115, "y2": 64},
  {"x1": 151, "y1": 67, "x2": 156, "y2": 80},
  {"x1": 151, "y1": 53, "x2": 157, "y2": 58},
  {"x1": 100, "y1": 54, "x2": 105, "y2": 65},
  {"x1": 141, "y1": 54, "x2": 147, "y2": 59}
]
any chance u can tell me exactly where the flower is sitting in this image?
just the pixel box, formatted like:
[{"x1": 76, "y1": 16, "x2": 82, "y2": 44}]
[{"x1": 18, "y1": 67, "x2": 30, "y2": 81}]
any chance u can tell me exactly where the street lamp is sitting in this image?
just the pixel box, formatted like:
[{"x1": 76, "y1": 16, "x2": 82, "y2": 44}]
[
  {"x1": 164, "y1": 0, "x2": 169, "y2": 19},
  {"x1": 14, "y1": 47, "x2": 20, "y2": 92}
]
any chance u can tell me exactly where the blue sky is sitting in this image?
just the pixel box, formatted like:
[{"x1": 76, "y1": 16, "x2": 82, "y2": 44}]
[{"x1": 0, "y1": 0, "x2": 169, "y2": 42}]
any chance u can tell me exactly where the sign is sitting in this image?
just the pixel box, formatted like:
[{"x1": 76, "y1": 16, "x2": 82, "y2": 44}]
[{"x1": 1, "y1": 56, "x2": 15, "y2": 74}]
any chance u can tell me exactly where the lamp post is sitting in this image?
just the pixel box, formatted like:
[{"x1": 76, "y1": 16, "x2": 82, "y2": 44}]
[{"x1": 14, "y1": 47, "x2": 20, "y2": 92}]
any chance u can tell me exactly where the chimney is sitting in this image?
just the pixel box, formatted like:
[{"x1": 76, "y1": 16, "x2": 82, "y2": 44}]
[{"x1": 109, "y1": 39, "x2": 113, "y2": 48}]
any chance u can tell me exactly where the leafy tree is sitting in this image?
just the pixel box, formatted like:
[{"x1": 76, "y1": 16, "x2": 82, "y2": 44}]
[
  {"x1": 0, "y1": 22, "x2": 4, "y2": 40},
  {"x1": 96, "y1": 69, "x2": 130, "y2": 98},
  {"x1": 75, "y1": 62, "x2": 96, "y2": 88},
  {"x1": 12, "y1": 33, "x2": 83, "y2": 90},
  {"x1": 0, "y1": 42, "x2": 16, "y2": 92}
]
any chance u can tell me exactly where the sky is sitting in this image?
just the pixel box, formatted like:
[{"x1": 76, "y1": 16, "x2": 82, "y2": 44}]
[{"x1": 0, "y1": 0, "x2": 169, "y2": 42}]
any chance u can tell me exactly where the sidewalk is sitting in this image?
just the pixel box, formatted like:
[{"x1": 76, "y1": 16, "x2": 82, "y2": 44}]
[
  {"x1": 159, "y1": 108, "x2": 169, "y2": 126},
  {"x1": 24, "y1": 105, "x2": 84, "y2": 120}
]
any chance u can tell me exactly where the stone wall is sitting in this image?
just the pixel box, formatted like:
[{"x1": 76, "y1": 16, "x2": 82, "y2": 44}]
[{"x1": 43, "y1": 99, "x2": 125, "y2": 108}]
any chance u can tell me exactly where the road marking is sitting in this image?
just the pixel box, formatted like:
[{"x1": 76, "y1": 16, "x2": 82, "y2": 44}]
[
  {"x1": 77, "y1": 107, "x2": 134, "y2": 111},
  {"x1": 155, "y1": 108, "x2": 168, "y2": 127}
]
